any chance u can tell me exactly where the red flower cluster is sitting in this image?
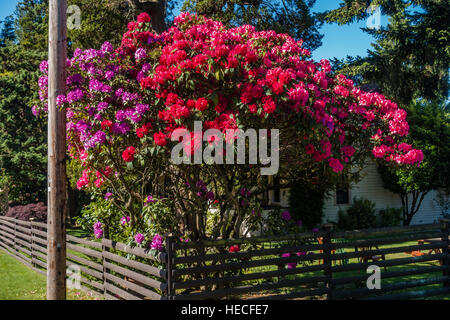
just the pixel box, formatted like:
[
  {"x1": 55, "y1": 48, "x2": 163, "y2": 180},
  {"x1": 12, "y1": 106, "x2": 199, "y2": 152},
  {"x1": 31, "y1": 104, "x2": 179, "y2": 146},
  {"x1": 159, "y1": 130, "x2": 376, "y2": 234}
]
[
  {"x1": 229, "y1": 245, "x2": 240, "y2": 253},
  {"x1": 122, "y1": 146, "x2": 136, "y2": 162},
  {"x1": 153, "y1": 132, "x2": 167, "y2": 147},
  {"x1": 136, "y1": 123, "x2": 152, "y2": 139}
]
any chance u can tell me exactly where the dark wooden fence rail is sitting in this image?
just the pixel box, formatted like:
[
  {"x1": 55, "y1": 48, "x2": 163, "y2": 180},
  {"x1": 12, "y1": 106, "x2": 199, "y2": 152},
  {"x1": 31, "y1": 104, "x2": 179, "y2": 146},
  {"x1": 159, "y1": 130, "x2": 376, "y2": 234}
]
[
  {"x1": 0, "y1": 216, "x2": 167, "y2": 300},
  {"x1": 0, "y1": 215, "x2": 449, "y2": 300},
  {"x1": 166, "y1": 219, "x2": 450, "y2": 300}
]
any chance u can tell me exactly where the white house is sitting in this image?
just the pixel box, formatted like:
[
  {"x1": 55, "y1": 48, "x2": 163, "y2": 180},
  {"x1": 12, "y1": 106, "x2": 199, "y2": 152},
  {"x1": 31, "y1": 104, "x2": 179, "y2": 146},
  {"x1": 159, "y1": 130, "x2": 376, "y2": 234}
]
[{"x1": 265, "y1": 159, "x2": 448, "y2": 226}]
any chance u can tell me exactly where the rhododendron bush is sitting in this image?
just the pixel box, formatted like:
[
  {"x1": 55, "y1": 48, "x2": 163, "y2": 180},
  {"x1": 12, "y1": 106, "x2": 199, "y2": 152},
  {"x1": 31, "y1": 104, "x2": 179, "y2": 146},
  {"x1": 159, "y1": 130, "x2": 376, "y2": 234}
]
[{"x1": 33, "y1": 12, "x2": 423, "y2": 241}]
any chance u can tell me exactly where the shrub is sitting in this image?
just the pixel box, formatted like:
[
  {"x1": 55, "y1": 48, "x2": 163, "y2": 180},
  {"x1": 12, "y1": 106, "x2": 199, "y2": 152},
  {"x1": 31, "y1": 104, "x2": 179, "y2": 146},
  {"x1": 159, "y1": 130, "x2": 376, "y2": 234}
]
[
  {"x1": 337, "y1": 197, "x2": 377, "y2": 230},
  {"x1": 6, "y1": 202, "x2": 47, "y2": 222},
  {"x1": 378, "y1": 207, "x2": 402, "y2": 227},
  {"x1": 33, "y1": 12, "x2": 423, "y2": 240}
]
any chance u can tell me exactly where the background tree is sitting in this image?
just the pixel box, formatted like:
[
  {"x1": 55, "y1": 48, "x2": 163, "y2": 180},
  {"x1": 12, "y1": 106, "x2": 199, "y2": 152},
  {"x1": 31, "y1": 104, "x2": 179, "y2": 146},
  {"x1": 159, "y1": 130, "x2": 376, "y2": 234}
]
[
  {"x1": 322, "y1": 0, "x2": 449, "y2": 106},
  {"x1": 0, "y1": 15, "x2": 16, "y2": 47},
  {"x1": 378, "y1": 100, "x2": 450, "y2": 225},
  {"x1": 181, "y1": 0, "x2": 324, "y2": 51},
  {"x1": 0, "y1": 46, "x2": 47, "y2": 204}
]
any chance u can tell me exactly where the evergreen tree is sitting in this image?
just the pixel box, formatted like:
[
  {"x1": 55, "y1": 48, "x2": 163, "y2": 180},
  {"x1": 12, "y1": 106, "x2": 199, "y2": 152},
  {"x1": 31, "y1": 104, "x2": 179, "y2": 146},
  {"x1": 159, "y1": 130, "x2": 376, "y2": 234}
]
[
  {"x1": 181, "y1": 0, "x2": 324, "y2": 51},
  {"x1": 0, "y1": 45, "x2": 47, "y2": 204},
  {"x1": 0, "y1": 15, "x2": 16, "y2": 47},
  {"x1": 322, "y1": 0, "x2": 449, "y2": 106}
]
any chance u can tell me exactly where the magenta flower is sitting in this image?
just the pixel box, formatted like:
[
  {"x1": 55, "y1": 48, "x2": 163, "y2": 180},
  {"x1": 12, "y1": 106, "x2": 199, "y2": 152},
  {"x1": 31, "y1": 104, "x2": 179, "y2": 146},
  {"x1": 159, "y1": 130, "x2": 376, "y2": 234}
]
[
  {"x1": 134, "y1": 233, "x2": 145, "y2": 244},
  {"x1": 150, "y1": 234, "x2": 164, "y2": 251},
  {"x1": 281, "y1": 210, "x2": 291, "y2": 221},
  {"x1": 93, "y1": 222, "x2": 103, "y2": 239},
  {"x1": 145, "y1": 195, "x2": 157, "y2": 205},
  {"x1": 120, "y1": 216, "x2": 130, "y2": 225},
  {"x1": 282, "y1": 253, "x2": 297, "y2": 269}
]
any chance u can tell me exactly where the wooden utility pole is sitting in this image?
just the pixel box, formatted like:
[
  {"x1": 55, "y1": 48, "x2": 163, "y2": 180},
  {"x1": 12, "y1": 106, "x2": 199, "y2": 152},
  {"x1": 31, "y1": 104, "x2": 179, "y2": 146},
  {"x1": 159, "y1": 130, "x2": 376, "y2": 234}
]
[{"x1": 47, "y1": 0, "x2": 68, "y2": 300}]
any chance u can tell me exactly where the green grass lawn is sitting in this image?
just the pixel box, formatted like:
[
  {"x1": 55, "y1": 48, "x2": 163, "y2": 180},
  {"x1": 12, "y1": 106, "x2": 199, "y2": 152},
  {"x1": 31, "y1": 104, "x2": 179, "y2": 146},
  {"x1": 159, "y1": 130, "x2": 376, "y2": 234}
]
[{"x1": 0, "y1": 250, "x2": 100, "y2": 300}]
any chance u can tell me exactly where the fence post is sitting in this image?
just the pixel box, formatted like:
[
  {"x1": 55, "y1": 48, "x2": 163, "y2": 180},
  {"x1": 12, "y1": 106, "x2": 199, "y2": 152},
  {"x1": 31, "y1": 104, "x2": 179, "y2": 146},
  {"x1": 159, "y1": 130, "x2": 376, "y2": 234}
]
[
  {"x1": 321, "y1": 223, "x2": 333, "y2": 300},
  {"x1": 30, "y1": 218, "x2": 35, "y2": 269},
  {"x1": 441, "y1": 219, "x2": 449, "y2": 288},
  {"x1": 166, "y1": 235, "x2": 176, "y2": 300},
  {"x1": 101, "y1": 237, "x2": 109, "y2": 298},
  {"x1": 13, "y1": 218, "x2": 17, "y2": 255}
]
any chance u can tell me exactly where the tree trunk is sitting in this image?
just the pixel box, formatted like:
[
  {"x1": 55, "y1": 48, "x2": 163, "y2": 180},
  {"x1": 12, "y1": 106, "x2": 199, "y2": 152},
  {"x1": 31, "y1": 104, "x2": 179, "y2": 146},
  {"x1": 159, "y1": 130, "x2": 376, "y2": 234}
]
[{"x1": 129, "y1": 0, "x2": 167, "y2": 33}]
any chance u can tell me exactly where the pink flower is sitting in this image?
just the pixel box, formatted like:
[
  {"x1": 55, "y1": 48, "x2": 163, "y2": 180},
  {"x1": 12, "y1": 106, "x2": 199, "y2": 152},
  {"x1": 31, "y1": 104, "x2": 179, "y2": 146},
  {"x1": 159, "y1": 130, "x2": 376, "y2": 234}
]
[
  {"x1": 150, "y1": 234, "x2": 164, "y2": 251},
  {"x1": 135, "y1": 233, "x2": 145, "y2": 244},
  {"x1": 328, "y1": 158, "x2": 344, "y2": 173}
]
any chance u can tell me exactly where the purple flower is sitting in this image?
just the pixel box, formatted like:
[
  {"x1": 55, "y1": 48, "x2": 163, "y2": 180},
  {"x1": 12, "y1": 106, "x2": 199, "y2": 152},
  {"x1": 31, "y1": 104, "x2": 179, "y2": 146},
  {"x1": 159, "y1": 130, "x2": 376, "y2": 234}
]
[
  {"x1": 73, "y1": 48, "x2": 83, "y2": 57},
  {"x1": 135, "y1": 104, "x2": 149, "y2": 115},
  {"x1": 281, "y1": 210, "x2": 291, "y2": 221},
  {"x1": 101, "y1": 42, "x2": 113, "y2": 54},
  {"x1": 66, "y1": 88, "x2": 84, "y2": 103},
  {"x1": 38, "y1": 76, "x2": 48, "y2": 89},
  {"x1": 66, "y1": 110, "x2": 74, "y2": 120},
  {"x1": 97, "y1": 102, "x2": 109, "y2": 112},
  {"x1": 89, "y1": 78, "x2": 111, "y2": 92},
  {"x1": 93, "y1": 222, "x2": 103, "y2": 239},
  {"x1": 137, "y1": 71, "x2": 145, "y2": 82},
  {"x1": 120, "y1": 216, "x2": 130, "y2": 225},
  {"x1": 104, "y1": 192, "x2": 113, "y2": 200},
  {"x1": 129, "y1": 112, "x2": 142, "y2": 124},
  {"x1": 141, "y1": 63, "x2": 152, "y2": 73},
  {"x1": 135, "y1": 48, "x2": 147, "y2": 61},
  {"x1": 196, "y1": 180, "x2": 206, "y2": 191},
  {"x1": 111, "y1": 122, "x2": 131, "y2": 135},
  {"x1": 116, "y1": 110, "x2": 127, "y2": 122},
  {"x1": 150, "y1": 234, "x2": 164, "y2": 251},
  {"x1": 105, "y1": 71, "x2": 115, "y2": 80},
  {"x1": 89, "y1": 130, "x2": 107, "y2": 147},
  {"x1": 145, "y1": 195, "x2": 156, "y2": 205},
  {"x1": 206, "y1": 191, "x2": 215, "y2": 201},
  {"x1": 39, "y1": 60, "x2": 48, "y2": 74},
  {"x1": 32, "y1": 106, "x2": 40, "y2": 117},
  {"x1": 135, "y1": 233, "x2": 145, "y2": 244},
  {"x1": 67, "y1": 74, "x2": 83, "y2": 85},
  {"x1": 312, "y1": 228, "x2": 319, "y2": 233},
  {"x1": 115, "y1": 88, "x2": 124, "y2": 98}
]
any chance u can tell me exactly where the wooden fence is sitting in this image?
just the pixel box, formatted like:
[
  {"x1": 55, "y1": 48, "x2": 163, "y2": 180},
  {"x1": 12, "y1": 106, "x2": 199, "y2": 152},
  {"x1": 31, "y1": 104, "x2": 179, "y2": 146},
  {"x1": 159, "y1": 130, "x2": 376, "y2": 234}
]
[
  {"x1": 0, "y1": 215, "x2": 449, "y2": 300},
  {"x1": 165, "y1": 220, "x2": 450, "y2": 300},
  {"x1": 0, "y1": 216, "x2": 167, "y2": 300}
]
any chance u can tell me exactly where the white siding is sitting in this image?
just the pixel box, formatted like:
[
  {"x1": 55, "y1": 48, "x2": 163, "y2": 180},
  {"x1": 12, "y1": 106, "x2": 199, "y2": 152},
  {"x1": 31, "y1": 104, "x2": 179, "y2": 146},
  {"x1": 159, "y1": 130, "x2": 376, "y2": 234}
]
[{"x1": 322, "y1": 160, "x2": 447, "y2": 225}]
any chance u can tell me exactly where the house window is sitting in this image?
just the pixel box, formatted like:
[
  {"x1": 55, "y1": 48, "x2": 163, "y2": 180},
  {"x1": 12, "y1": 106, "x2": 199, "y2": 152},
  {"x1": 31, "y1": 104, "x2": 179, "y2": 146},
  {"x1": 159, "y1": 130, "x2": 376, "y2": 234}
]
[
  {"x1": 273, "y1": 177, "x2": 281, "y2": 203},
  {"x1": 336, "y1": 187, "x2": 350, "y2": 205}
]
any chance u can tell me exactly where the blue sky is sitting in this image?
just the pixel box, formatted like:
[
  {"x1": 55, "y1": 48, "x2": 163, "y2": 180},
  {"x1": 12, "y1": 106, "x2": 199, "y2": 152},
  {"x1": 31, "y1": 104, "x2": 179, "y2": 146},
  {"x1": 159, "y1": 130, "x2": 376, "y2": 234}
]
[{"x1": 0, "y1": 0, "x2": 387, "y2": 61}]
